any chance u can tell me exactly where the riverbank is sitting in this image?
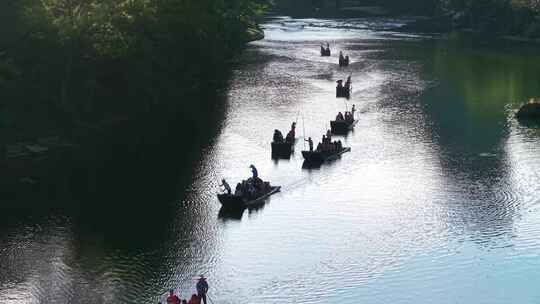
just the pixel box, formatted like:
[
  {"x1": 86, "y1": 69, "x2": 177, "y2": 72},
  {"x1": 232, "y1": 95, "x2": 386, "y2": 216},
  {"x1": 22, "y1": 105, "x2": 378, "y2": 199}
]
[
  {"x1": 397, "y1": 14, "x2": 540, "y2": 45},
  {"x1": 270, "y1": 2, "x2": 390, "y2": 18}
]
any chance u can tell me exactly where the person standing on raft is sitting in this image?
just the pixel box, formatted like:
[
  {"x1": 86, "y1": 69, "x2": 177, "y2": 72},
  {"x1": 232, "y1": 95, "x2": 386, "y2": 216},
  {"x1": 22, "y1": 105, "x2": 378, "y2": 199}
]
[
  {"x1": 196, "y1": 276, "x2": 209, "y2": 304},
  {"x1": 305, "y1": 137, "x2": 313, "y2": 151},
  {"x1": 219, "y1": 179, "x2": 231, "y2": 195},
  {"x1": 286, "y1": 122, "x2": 296, "y2": 142},
  {"x1": 249, "y1": 164, "x2": 258, "y2": 179}
]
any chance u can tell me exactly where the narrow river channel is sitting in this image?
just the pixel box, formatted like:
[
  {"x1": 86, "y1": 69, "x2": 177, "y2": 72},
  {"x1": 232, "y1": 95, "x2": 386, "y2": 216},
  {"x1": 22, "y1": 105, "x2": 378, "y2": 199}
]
[{"x1": 1, "y1": 16, "x2": 540, "y2": 304}]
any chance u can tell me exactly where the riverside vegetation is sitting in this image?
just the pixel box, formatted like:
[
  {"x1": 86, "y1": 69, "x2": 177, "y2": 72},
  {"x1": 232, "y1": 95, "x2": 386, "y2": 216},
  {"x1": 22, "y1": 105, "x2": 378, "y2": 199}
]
[
  {"x1": 395, "y1": 0, "x2": 540, "y2": 36},
  {"x1": 274, "y1": 0, "x2": 540, "y2": 37},
  {"x1": 0, "y1": 0, "x2": 268, "y2": 198},
  {"x1": 0, "y1": 0, "x2": 269, "y2": 144}
]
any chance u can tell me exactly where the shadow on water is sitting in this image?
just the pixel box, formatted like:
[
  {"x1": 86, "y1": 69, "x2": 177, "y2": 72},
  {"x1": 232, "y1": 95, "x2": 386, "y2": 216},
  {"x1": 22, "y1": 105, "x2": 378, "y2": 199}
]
[
  {"x1": 416, "y1": 35, "x2": 540, "y2": 242},
  {"x1": 301, "y1": 152, "x2": 348, "y2": 170},
  {"x1": 218, "y1": 202, "x2": 268, "y2": 222},
  {"x1": 517, "y1": 117, "x2": 540, "y2": 128},
  {"x1": 272, "y1": 156, "x2": 292, "y2": 166},
  {"x1": 423, "y1": 36, "x2": 540, "y2": 169},
  {"x1": 355, "y1": 34, "x2": 540, "y2": 245},
  {"x1": 0, "y1": 72, "x2": 234, "y2": 303},
  {"x1": 302, "y1": 160, "x2": 323, "y2": 170},
  {"x1": 0, "y1": 43, "x2": 285, "y2": 302},
  {"x1": 218, "y1": 207, "x2": 245, "y2": 221}
]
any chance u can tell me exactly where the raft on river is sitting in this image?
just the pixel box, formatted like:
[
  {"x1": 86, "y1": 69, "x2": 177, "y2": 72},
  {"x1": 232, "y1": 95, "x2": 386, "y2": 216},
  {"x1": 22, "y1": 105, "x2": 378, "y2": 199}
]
[
  {"x1": 331, "y1": 108, "x2": 357, "y2": 134},
  {"x1": 218, "y1": 178, "x2": 281, "y2": 209},
  {"x1": 336, "y1": 79, "x2": 351, "y2": 98},
  {"x1": 339, "y1": 55, "x2": 349, "y2": 67},
  {"x1": 330, "y1": 119, "x2": 358, "y2": 134},
  {"x1": 336, "y1": 86, "x2": 350, "y2": 98},
  {"x1": 302, "y1": 146, "x2": 351, "y2": 164},
  {"x1": 271, "y1": 123, "x2": 297, "y2": 159},
  {"x1": 321, "y1": 48, "x2": 331, "y2": 56},
  {"x1": 271, "y1": 140, "x2": 295, "y2": 159},
  {"x1": 321, "y1": 44, "x2": 331, "y2": 56}
]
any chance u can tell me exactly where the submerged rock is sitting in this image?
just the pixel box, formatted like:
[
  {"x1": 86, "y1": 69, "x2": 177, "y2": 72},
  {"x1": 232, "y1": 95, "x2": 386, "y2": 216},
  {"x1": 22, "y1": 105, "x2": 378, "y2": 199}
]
[{"x1": 517, "y1": 99, "x2": 540, "y2": 120}]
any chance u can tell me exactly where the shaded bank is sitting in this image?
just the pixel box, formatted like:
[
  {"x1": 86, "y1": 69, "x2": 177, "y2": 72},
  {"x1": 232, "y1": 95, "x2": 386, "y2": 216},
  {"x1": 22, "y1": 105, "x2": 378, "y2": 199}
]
[
  {"x1": 270, "y1": 0, "x2": 437, "y2": 17},
  {"x1": 0, "y1": 0, "x2": 269, "y2": 198},
  {"x1": 1, "y1": 72, "x2": 231, "y2": 207},
  {"x1": 397, "y1": 0, "x2": 540, "y2": 41},
  {"x1": 270, "y1": 0, "x2": 390, "y2": 17}
]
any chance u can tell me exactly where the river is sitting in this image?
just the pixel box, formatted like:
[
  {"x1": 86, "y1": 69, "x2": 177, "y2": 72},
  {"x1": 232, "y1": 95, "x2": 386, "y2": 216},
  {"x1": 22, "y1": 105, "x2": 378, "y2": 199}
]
[{"x1": 1, "y1": 16, "x2": 540, "y2": 304}]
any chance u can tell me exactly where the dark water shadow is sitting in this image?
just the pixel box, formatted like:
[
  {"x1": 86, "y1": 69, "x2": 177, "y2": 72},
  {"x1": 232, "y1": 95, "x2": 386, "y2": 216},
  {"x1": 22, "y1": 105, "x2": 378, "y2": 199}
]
[
  {"x1": 218, "y1": 198, "x2": 270, "y2": 222},
  {"x1": 218, "y1": 207, "x2": 245, "y2": 221},
  {"x1": 0, "y1": 46, "x2": 266, "y2": 301},
  {"x1": 517, "y1": 117, "x2": 540, "y2": 128}
]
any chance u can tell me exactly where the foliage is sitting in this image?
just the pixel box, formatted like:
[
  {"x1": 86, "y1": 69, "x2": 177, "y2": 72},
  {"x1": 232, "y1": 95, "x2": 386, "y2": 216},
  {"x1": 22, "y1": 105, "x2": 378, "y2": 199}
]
[
  {"x1": 0, "y1": 0, "x2": 268, "y2": 136},
  {"x1": 435, "y1": 0, "x2": 540, "y2": 35}
]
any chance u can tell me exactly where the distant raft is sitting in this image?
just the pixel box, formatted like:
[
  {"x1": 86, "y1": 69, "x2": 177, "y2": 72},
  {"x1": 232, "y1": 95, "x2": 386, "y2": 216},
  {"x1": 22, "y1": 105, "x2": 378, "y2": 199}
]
[
  {"x1": 331, "y1": 108, "x2": 357, "y2": 134},
  {"x1": 339, "y1": 54, "x2": 350, "y2": 67},
  {"x1": 271, "y1": 123, "x2": 296, "y2": 159},
  {"x1": 336, "y1": 79, "x2": 351, "y2": 98},
  {"x1": 321, "y1": 43, "x2": 331, "y2": 56}
]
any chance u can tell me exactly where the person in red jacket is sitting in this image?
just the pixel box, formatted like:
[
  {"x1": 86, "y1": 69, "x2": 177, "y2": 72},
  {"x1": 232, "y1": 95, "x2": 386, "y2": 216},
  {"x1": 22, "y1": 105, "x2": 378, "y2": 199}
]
[
  {"x1": 188, "y1": 294, "x2": 200, "y2": 304},
  {"x1": 166, "y1": 289, "x2": 180, "y2": 304}
]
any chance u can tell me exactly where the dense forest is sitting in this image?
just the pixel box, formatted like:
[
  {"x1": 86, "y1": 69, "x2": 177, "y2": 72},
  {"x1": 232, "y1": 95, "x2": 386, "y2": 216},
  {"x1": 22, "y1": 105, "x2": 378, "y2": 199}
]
[
  {"x1": 0, "y1": 0, "x2": 268, "y2": 143},
  {"x1": 435, "y1": 0, "x2": 540, "y2": 36}
]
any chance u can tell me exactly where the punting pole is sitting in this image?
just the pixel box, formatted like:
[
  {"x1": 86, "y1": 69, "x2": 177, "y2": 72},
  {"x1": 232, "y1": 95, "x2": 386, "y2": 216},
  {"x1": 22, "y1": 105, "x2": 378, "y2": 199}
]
[{"x1": 302, "y1": 113, "x2": 306, "y2": 149}]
